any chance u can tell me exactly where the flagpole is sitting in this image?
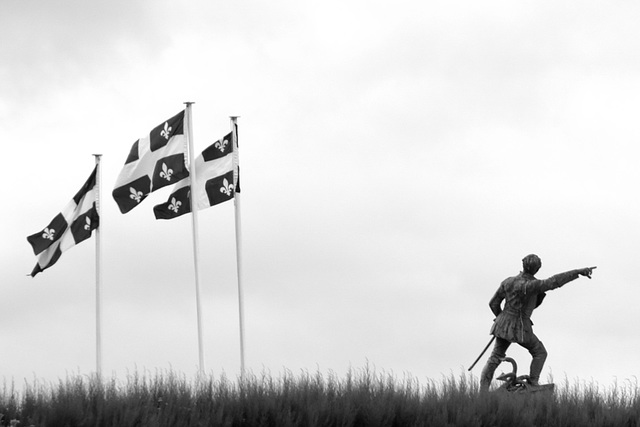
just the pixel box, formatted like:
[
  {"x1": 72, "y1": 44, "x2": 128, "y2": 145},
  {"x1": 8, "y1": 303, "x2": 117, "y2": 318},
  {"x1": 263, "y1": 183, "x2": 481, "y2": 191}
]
[
  {"x1": 92, "y1": 154, "x2": 103, "y2": 378},
  {"x1": 185, "y1": 102, "x2": 206, "y2": 375},
  {"x1": 230, "y1": 116, "x2": 246, "y2": 377}
]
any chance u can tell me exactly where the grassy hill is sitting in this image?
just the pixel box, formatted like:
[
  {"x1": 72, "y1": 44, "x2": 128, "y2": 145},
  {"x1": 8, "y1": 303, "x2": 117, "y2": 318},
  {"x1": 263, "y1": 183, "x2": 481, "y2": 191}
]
[{"x1": 1, "y1": 367, "x2": 639, "y2": 426}]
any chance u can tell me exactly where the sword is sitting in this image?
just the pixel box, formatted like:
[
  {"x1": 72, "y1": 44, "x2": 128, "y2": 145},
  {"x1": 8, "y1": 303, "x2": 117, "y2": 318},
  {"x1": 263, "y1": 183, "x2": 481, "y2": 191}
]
[{"x1": 468, "y1": 336, "x2": 495, "y2": 371}]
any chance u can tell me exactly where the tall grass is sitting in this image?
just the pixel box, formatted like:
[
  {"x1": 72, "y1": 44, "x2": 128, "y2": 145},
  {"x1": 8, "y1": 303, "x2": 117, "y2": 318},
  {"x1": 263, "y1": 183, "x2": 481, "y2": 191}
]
[{"x1": 0, "y1": 367, "x2": 638, "y2": 426}]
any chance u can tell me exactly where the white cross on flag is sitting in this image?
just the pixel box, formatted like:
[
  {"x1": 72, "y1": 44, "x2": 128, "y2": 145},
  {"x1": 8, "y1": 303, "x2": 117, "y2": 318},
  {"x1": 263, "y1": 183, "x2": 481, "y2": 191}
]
[
  {"x1": 153, "y1": 132, "x2": 239, "y2": 220},
  {"x1": 27, "y1": 166, "x2": 99, "y2": 277},
  {"x1": 112, "y1": 110, "x2": 190, "y2": 214}
]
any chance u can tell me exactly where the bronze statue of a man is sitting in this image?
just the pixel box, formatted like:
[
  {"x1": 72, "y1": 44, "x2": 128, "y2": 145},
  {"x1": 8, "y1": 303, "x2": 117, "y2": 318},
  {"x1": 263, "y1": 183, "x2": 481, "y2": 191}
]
[{"x1": 480, "y1": 254, "x2": 596, "y2": 390}]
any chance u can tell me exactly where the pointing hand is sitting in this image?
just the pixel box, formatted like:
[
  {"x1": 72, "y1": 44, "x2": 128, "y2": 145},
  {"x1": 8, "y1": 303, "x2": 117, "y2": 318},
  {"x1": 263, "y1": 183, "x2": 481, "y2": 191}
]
[{"x1": 580, "y1": 266, "x2": 597, "y2": 279}]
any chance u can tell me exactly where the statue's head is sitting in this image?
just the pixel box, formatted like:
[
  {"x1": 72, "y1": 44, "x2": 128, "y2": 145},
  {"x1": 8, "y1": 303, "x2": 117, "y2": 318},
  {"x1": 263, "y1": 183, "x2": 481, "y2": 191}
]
[{"x1": 522, "y1": 254, "x2": 541, "y2": 275}]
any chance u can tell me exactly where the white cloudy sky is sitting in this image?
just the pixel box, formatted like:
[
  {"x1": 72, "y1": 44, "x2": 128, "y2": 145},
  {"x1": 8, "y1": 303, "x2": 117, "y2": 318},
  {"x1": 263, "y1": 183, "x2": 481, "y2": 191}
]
[{"x1": 2, "y1": 0, "x2": 639, "y2": 387}]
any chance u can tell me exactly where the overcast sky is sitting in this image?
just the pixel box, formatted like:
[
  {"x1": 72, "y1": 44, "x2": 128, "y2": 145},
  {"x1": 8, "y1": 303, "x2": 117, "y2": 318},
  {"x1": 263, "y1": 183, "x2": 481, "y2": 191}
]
[{"x1": 2, "y1": 0, "x2": 639, "y2": 388}]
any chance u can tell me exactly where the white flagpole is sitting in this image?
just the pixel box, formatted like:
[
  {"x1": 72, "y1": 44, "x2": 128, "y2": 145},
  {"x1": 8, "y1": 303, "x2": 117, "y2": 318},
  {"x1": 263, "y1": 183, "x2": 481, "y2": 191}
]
[
  {"x1": 185, "y1": 102, "x2": 206, "y2": 374},
  {"x1": 230, "y1": 116, "x2": 246, "y2": 377},
  {"x1": 92, "y1": 154, "x2": 103, "y2": 378}
]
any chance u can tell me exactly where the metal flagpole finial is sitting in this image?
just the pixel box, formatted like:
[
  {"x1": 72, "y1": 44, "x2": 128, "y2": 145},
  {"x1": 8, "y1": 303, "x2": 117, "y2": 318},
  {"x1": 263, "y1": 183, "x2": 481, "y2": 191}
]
[{"x1": 184, "y1": 101, "x2": 195, "y2": 105}]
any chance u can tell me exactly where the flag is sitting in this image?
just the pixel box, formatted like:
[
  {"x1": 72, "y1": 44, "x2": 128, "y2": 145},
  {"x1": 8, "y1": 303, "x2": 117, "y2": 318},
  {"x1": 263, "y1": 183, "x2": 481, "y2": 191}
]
[
  {"x1": 154, "y1": 131, "x2": 239, "y2": 219},
  {"x1": 27, "y1": 166, "x2": 99, "y2": 277},
  {"x1": 112, "y1": 110, "x2": 190, "y2": 214}
]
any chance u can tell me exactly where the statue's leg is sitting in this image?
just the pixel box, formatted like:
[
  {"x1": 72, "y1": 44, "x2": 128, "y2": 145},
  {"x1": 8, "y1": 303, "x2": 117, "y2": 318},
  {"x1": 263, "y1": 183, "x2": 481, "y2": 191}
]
[
  {"x1": 480, "y1": 337, "x2": 510, "y2": 390},
  {"x1": 521, "y1": 333, "x2": 547, "y2": 385}
]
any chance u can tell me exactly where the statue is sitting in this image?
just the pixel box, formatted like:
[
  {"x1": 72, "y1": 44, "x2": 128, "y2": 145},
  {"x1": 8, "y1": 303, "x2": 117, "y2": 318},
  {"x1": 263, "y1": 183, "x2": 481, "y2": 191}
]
[{"x1": 478, "y1": 254, "x2": 596, "y2": 391}]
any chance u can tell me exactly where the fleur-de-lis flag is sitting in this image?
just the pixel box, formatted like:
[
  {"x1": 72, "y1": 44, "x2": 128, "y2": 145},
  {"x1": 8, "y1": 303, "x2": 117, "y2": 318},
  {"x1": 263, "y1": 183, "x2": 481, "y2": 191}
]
[
  {"x1": 154, "y1": 131, "x2": 239, "y2": 219},
  {"x1": 112, "y1": 110, "x2": 190, "y2": 214},
  {"x1": 27, "y1": 166, "x2": 99, "y2": 277}
]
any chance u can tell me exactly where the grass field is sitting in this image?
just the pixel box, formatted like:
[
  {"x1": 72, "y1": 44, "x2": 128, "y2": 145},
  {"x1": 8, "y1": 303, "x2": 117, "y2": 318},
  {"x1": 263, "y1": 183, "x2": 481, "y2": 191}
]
[{"x1": 0, "y1": 367, "x2": 639, "y2": 426}]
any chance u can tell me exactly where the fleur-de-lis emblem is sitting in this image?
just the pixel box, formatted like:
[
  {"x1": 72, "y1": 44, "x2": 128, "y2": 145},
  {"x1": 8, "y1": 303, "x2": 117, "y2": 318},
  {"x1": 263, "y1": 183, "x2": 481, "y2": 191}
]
[
  {"x1": 160, "y1": 122, "x2": 172, "y2": 140},
  {"x1": 214, "y1": 138, "x2": 228, "y2": 153},
  {"x1": 168, "y1": 197, "x2": 182, "y2": 213},
  {"x1": 159, "y1": 163, "x2": 173, "y2": 181},
  {"x1": 42, "y1": 227, "x2": 55, "y2": 240},
  {"x1": 129, "y1": 187, "x2": 143, "y2": 202},
  {"x1": 219, "y1": 178, "x2": 235, "y2": 196},
  {"x1": 84, "y1": 217, "x2": 91, "y2": 231}
]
